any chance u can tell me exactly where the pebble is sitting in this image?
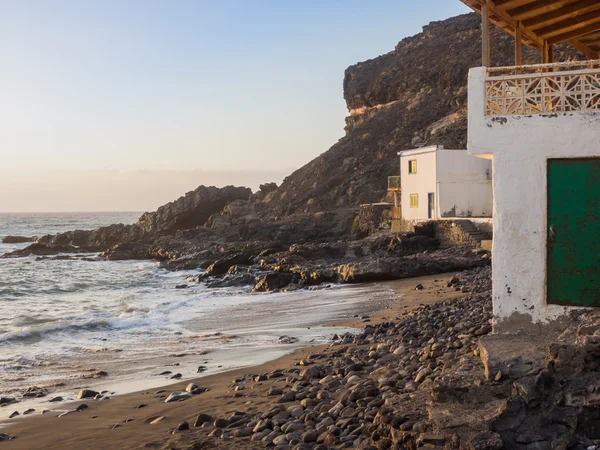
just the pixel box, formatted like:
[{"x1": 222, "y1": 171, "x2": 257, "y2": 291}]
[{"x1": 149, "y1": 416, "x2": 167, "y2": 424}]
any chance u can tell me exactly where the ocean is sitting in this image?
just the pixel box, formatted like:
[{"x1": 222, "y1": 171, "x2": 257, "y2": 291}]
[{"x1": 0, "y1": 213, "x2": 393, "y2": 418}]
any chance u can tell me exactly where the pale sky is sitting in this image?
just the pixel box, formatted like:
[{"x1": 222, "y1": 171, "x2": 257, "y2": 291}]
[{"x1": 0, "y1": 0, "x2": 470, "y2": 212}]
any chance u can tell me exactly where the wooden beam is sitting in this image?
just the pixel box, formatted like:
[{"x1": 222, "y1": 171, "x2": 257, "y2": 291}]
[
  {"x1": 482, "y1": 0, "x2": 491, "y2": 67},
  {"x1": 494, "y1": 0, "x2": 538, "y2": 10},
  {"x1": 525, "y1": 0, "x2": 600, "y2": 31},
  {"x1": 548, "y1": 19, "x2": 600, "y2": 43},
  {"x1": 579, "y1": 30, "x2": 600, "y2": 42},
  {"x1": 515, "y1": 21, "x2": 523, "y2": 65},
  {"x1": 511, "y1": 0, "x2": 580, "y2": 22},
  {"x1": 485, "y1": 0, "x2": 545, "y2": 48},
  {"x1": 537, "y1": 10, "x2": 600, "y2": 39},
  {"x1": 568, "y1": 38, "x2": 599, "y2": 58}
]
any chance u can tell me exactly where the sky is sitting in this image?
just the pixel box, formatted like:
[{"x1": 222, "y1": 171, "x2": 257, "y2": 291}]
[{"x1": 0, "y1": 0, "x2": 470, "y2": 212}]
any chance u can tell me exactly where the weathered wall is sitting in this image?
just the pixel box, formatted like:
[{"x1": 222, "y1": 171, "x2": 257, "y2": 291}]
[
  {"x1": 437, "y1": 150, "x2": 493, "y2": 217},
  {"x1": 400, "y1": 148, "x2": 438, "y2": 220},
  {"x1": 468, "y1": 66, "x2": 600, "y2": 332},
  {"x1": 435, "y1": 220, "x2": 481, "y2": 248}
]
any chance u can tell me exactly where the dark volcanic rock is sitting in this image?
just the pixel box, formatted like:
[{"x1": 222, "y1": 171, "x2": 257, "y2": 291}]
[
  {"x1": 9, "y1": 185, "x2": 251, "y2": 257},
  {"x1": 2, "y1": 235, "x2": 35, "y2": 244},
  {"x1": 206, "y1": 254, "x2": 253, "y2": 276},
  {"x1": 259, "y1": 14, "x2": 580, "y2": 217},
  {"x1": 252, "y1": 272, "x2": 295, "y2": 292},
  {"x1": 137, "y1": 185, "x2": 251, "y2": 235}
]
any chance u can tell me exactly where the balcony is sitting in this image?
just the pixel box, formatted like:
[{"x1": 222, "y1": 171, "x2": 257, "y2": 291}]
[{"x1": 485, "y1": 60, "x2": 600, "y2": 117}]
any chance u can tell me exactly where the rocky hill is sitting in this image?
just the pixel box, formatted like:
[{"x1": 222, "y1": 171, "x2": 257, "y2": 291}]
[
  {"x1": 3, "y1": 12, "x2": 580, "y2": 268},
  {"x1": 260, "y1": 13, "x2": 579, "y2": 217}
]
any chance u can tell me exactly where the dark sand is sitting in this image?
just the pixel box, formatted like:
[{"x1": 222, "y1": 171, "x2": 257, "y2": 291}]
[{"x1": 0, "y1": 273, "x2": 463, "y2": 450}]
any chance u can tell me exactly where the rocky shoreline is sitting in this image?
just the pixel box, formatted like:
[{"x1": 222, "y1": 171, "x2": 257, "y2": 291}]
[{"x1": 4, "y1": 265, "x2": 600, "y2": 449}]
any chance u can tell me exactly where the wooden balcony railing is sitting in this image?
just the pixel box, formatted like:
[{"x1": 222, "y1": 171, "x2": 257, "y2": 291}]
[{"x1": 485, "y1": 60, "x2": 600, "y2": 116}]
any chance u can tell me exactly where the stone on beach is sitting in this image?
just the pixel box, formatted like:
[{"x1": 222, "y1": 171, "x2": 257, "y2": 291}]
[
  {"x1": 164, "y1": 392, "x2": 192, "y2": 403},
  {"x1": 77, "y1": 389, "x2": 99, "y2": 399}
]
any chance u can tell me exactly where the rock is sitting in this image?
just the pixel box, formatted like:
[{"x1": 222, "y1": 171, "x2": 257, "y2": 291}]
[
  {"x1": 75, "y1": 404, "x2": 88, "y2": 411},
  {"x1": 185, "y1": 383, "x2": 199, "y2": 393},
  {"x1": 206, "y1": 254, "x2": 253, "y2": 276},
  {"x1": 22, "y1": 409, "x2": 35, "y2": 415},
  {"x1": 2, "y1": 235, "x2": 35, "y2": 244},
  {"x1": 259, "y1": 182, "x2": 278, "y2": 193},
  {"x1": 415, "y1": 283, "x2": 424, "y2": 290},
  {"x1": 77, "y1": 389, "x2": 98, "y2": 399},
  {"x1": 469, "y1": 431, "x2": 504, "y2": 450},
  {"x1": 170, "y1": 373, "x2": 182, "y2": 379},
  {"x1": 302, "y1": 430, "x2": 317, "y2": 443},
  {"x1": 174, "y1": 421, "x2": 189, "y2": 431},
  {"x1": 194, "y1": 414, "x2": 213, "y2": 427},
  {"x1": 149, "y1": 416, "x2": 167, "y2": 424},
  {"x1": 214, "y1": 418, "x2": 230, "y2": 428},
  {"x1": 9, "y1": 411, "x2": 19, "y2": 418},
  {"x1": 300, "y1": 365, "x2": 327, "y2": 380},
  {"x1": 0, "y1": 397, "x2": 17, "y2": 405},
  {"x1": 419, "y1": 433, "x2": 446, "y2": 446},
  {"x1": 267, "y1": 387, "x2": 283, "y2": 396},
  {"x1": 253, "y1": 272, "x2": 295, "y2": 292},
  {"x1": 164, "y1": 392, "x2": 192, "y2": 403},
  {"x1": 196, "y1": 365, "x2": 208, "y2": 373}
]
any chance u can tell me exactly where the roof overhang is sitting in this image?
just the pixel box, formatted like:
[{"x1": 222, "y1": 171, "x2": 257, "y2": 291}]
[{"x1": 461, "y1": 0, "x2": 600, "y2": 59}]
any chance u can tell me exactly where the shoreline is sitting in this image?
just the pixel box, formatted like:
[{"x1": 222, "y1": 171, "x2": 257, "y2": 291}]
[
  {"x1": 0, "y1": 272, "x2": 463, "y2": 449},
  {"x1": 0, "y1": 282, "x2": 395, "y2": 421}
]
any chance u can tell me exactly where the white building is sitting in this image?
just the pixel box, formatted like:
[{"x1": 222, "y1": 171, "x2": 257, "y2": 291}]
[
  {"x1": 462, "y1": 0, "x2": 600, "y2": 333},
  {"x1": 398, "y1": 146, "x2": 492, "y2": 222}
]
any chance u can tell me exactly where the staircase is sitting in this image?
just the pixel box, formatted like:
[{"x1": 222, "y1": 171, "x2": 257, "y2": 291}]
[{"x1": 454, "y1": 220, "x2": 493, "y2": 247}]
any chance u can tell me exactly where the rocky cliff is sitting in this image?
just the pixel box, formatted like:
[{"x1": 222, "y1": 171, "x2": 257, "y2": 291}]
[
  {"x1": 4, "y1": 13, "x2": 580, "y2": 268},
  {"x1": 260, "y1": 13, "x2": 579, "y2": 217},
  {"x1": 33, "y1": 185, "x2": 251, "y2": 250}
]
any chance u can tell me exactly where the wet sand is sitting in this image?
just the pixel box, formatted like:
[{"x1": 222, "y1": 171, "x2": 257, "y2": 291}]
[{"x1": 0, "y1": 272, "x2": 463, "y2": 450}]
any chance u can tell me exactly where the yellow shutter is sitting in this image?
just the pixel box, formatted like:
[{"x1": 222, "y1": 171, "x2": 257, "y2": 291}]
[{"x1": 410, "y1": 194, "x2": 418, "y2": 208}]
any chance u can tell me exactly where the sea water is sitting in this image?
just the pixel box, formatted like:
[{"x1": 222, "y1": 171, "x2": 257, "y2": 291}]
[{"x1": 0, "y1": 212, "x2": 393, "y2": 418}]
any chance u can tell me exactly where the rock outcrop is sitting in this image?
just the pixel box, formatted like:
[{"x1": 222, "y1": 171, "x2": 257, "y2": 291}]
[
  {"x1": 4, "y1": 185, "x2": 252, "y2": 256},
  {"x1": 259, "y1": 13, "x2": 579, "y2": 218}
]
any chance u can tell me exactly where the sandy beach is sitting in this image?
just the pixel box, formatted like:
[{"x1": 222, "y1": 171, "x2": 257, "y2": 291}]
[{"x1": 0, "y1": 272, "x2": 464, "y2": 449}]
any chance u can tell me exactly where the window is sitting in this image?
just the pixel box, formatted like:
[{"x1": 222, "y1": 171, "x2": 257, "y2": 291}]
[
  {"x1": 410, "y1": 194, "x2": 418, "y2": 208},
  {"x1": 408, "y1": 160, "x2": 417, "y2": 174}
]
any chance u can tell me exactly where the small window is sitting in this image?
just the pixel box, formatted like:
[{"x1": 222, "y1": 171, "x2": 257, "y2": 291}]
[
  {"x1": 408, "y1": 160, "x2": 417, "y2": 174},
  {"x1": 410, "y1": 194, "x2": 419, "y2": 208}
]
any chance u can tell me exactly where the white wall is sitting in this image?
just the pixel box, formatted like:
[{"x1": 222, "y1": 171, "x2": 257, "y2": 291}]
[
  {"x1": 400, "y1": 148, "x2": 437, "y2": 221},
  {"x1": 436, "y1": 150, "x2": 492, "y2": 218},
  {"x1": 468, "y1": 67, "x2": 600, "y2": 332}
]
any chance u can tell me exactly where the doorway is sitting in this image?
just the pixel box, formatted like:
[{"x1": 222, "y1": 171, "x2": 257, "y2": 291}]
[
  {"x1": 428, "y1": 193, "x2": 435, "y2": 219},
  {"x1": 547, "y1": 158, "x2": 600, "y2": 306}
]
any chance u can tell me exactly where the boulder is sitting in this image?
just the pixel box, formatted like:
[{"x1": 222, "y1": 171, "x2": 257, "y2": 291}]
[
  {"x1": 206, "y1": 254, "x2": 253, "y2": 276},
  {"x1": 253, "y1": 272, "x2": 295, "y2": 292}
]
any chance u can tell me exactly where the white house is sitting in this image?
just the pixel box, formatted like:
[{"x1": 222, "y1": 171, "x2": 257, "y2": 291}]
[
  {"x1": 462, "y1": 0, "x2": 600, "y2": 334},
  {"x1": 398, "y1": 145, "x2": 492, "y2": 222}
]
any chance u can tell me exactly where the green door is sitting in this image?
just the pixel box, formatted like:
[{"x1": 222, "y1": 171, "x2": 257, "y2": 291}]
[{"x1": 547, "y1": 158, "x2": 600, "y2": 306}]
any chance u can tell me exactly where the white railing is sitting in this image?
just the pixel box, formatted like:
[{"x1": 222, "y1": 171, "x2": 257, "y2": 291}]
[{"x1": 485, "y1": 59, "x2": 600, "y2": 116}]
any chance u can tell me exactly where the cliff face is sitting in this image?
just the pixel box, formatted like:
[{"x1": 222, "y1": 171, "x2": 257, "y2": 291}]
[
  {"x1": 261, "y1": 13, "x2": 578, "y2": 217},
  {"x1": 35, "y1": 185, "x2": 251, "y2": 249}
]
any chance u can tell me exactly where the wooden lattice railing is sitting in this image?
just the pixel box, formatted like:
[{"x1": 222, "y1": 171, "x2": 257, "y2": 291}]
[{"x1": 485, "y1": 60, "x2": 600, "y2": 116}]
